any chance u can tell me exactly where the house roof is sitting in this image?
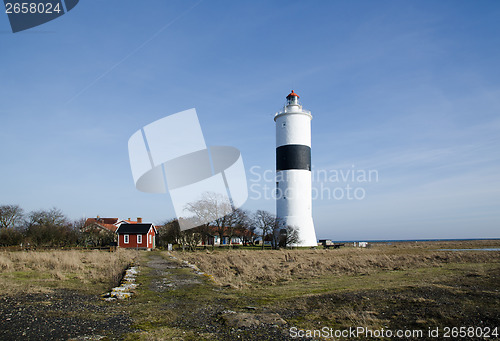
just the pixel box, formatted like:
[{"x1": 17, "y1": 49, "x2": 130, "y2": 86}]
[
  {"x1": 85, "y1": 217, "x2": 119, "y2": 225},
  {"x1": 116, "y1": 223, "x2": 156, "y2": 234},
  {"x1": 84, "y1": 218, "x2": 119, "y2": 232},
  {"x1": 118, "y1": 219, "x2": 138, "y2": 224}
]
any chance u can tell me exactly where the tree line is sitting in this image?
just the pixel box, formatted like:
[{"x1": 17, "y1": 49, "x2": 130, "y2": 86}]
[
  {"x1": 0, "y1": 197, "x2": 300, "y2": 249},
  {"x1": 0, "y1": 205, "x2": 91, "y2": 248}
]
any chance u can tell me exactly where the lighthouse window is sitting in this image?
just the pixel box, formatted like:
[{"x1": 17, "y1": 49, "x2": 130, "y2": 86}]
[{"x1": 282, "y1": 122, "x2": 286, "y2": 127}]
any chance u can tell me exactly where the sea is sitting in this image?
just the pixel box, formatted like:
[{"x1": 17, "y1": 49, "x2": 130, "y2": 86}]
[
  {"x1": 331, "y1": 238, "x2": 500, "y2": 251},
  {"x1": 334, "y1": 238, "x2": 500, "y2": 244}
]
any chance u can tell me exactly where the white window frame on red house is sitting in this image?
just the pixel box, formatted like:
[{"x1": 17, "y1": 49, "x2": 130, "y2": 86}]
[
  {"x1": 124, "y1": 234, "x2": 129, "y2": 244},
  {"x1": 148, "y1": 234, "x2": 152, "y2": 245},
  {"x1": 137, "y1": 234, "x2": 142, "y2": 244}
]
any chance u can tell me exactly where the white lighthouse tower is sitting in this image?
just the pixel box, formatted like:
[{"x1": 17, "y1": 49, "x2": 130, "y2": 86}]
[{"x1": 275, "y1": 90, "x2": 317, "y2": 247}]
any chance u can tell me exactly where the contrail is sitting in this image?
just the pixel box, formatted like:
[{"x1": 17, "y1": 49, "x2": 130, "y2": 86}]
[{"x1": 66, "y1": 0, "x2": 203, "y2": 104}]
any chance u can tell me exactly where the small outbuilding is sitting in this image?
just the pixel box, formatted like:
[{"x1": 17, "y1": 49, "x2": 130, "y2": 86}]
[{"x1": 116, "y1": 223, "x2": 156, "y2": 250}]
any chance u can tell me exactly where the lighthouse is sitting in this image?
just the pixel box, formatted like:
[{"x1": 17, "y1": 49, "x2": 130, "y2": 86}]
[{"x1": 275, "y1": 90, "x2": 317, "y2": 247}]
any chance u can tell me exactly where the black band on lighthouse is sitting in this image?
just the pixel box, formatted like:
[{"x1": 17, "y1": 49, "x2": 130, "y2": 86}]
[{"x1": 276, "y1": 145, "x2": 311, "y2": 171}]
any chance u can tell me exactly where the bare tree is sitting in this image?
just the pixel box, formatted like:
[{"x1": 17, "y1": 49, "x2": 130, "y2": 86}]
[
  {"x1": 253, "y1": 210, "x2": 279, "y2": 250},
  {"x1": 184, "y1": 192, "x2": 233, "y2": 247},
  {"x1": 0, "y1": 204, "x2": 24, "y2": 229},
  {"x1": 243, "y1": 223, "x2": 258, "y2": 246},
  {"x1": 27, "y1": 207, "x2": 68, "y2": 227},
  {"x1": 73, "y1": 217, "x2": 87, "y2": 231},
  {"x1": 158, "y1": 218, "x2": 181, "y2": 247},
  {"x1": 25, "y1": 207, "x2": 75, "y2": 247},
  {"x1": 184, "y1": 193, "x2": 256, "y2": 248},
  {"x1": 159, "y1": 218, "x2": 202, "y2": 251},
  {"x1": 278, "y1": 225, "x2": 301, "y2": 248},
  {"x1": 224, "y1": 208, "x2": 250, "y2": 248}
]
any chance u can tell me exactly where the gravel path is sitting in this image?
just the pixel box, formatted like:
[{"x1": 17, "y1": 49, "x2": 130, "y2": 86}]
[{"x1": 0, "y1": 290, "x2": 132, "y2": 340}]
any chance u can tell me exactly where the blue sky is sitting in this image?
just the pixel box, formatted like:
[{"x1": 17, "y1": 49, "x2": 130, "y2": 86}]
[{"x1": 1, "y1": 0, "x2": 499, "y2": 240}]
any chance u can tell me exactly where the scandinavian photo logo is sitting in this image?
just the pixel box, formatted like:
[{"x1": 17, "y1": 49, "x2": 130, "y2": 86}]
[
  {"x1": 249, "y1": 165, "x2": 379, "y2": 201},
  {"x1": 128, "y1": 109, "x2": 248, "y2": 231},
  {"x1": 3, "y1": 0, "x2": 79, "y2": 33}
]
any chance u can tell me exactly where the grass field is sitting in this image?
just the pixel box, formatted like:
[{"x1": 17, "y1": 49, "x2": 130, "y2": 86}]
[
  {"x1": 174, "y1": 239, "x2": 500, "y2": 288},
  {"x1": 172, "y1": 240, "x2": 500, "y2": 338},
  {"x1": 0, "y1": 240, "x2": 499, "y2": 340},
  {"x1": 0, "y1": 249, "x2": 138, "y2": 295}
]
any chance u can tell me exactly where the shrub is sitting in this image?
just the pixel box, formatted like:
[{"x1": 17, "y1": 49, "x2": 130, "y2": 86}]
[{"x1": 0, "y1": 228, "x2": 24, "y2": 246}]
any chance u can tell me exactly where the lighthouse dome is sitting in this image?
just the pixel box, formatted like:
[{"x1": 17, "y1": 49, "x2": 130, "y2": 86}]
[
  {"x1": 286, "y1": 90, "x2": 299, "y2": 98},
  {"x1": 286, "y1": 90, "x2": 300, "y2": 106}
]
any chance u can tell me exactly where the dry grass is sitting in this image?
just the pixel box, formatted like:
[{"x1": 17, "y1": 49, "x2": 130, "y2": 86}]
[
  {"x1": 0, "y1": 249, "x2": 138, "y2": 295},
  {"x1": 172, "y1": 240, "x2": 500, "y2": 288}
]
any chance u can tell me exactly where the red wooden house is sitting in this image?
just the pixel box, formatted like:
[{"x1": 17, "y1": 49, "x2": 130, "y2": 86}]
[{"x1": 116, "y1": 223, "x2": 157, "y2": 250}]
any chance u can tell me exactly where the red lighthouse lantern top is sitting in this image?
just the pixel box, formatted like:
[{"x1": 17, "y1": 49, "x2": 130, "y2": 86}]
[
  {"x1": 286, "y1": 90, "x2": 300, "y2": 106},
  {"x1": 286, "y1": 90, "x2": 300, "y2": 99}
]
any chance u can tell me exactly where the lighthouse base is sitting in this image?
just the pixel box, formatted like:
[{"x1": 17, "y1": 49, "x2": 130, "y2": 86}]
[{"x1": 281, "y1": 216, "x2": 317, "y2": 247}]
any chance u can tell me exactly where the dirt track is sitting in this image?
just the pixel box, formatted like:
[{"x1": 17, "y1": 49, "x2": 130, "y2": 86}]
[{"x1": 137, "y1": 253, "x2": 292, "y2": 340}]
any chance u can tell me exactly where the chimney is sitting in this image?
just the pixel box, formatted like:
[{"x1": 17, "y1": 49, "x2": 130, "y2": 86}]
[{"x1": 137, "y1": 217, "x2": 142, "y2": 223}]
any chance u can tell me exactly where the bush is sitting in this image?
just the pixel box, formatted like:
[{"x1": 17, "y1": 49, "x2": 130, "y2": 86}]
[
  {"x1": 25, "y1": 224, "x2": 80, "y2": 247},
  {"x1": 0, "y1": 228, "x2": 24, "y2": 246}
]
